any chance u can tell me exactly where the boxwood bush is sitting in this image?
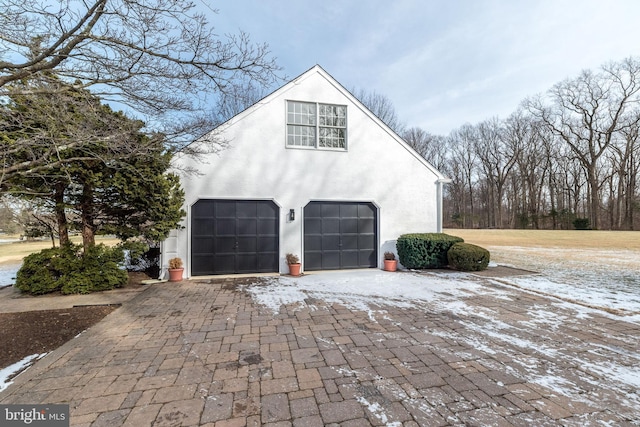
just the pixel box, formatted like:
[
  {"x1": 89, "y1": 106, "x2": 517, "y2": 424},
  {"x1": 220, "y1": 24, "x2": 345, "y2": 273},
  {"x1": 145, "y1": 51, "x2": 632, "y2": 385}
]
[
  {"x1": 16, "y1": 243, "x2": 127, "y2": 295},
  {"x1": 396, "y1": 233, "x2": 464, "y2": 269},
  {"x1": 447, "y1": 242, "x2": 490, "y2": 271}
]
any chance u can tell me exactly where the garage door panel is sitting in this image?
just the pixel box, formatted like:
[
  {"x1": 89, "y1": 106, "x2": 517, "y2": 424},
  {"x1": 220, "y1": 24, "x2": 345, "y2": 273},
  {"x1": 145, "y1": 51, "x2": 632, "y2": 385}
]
[
  {"x1": 257, "y1": 237, "x2": 278, "y2": 252},
  {"x1": 340, "y1": 204, "x2": 359, "y2": 217},
  {"x1": 322, "y1": 218, "x2": 340, "y2": 233},
  {"x1": 192, "y1": 201, "x2": 214, "y2": 217},
  {"x1": 215, "y1": 236, "x2": 237, "y2": 253},
  {"x1": 237, "y1": 202, "x2": 257, "y2": 218},
  {"x1": 322, "y1": 252, "x2": 341, "y2": 269},
  {"x1": 304, "y1": 235, "x2": 322, "y2": 251},
  {"x1": 191, "y1": 200, "x2": 279, "y2": 275},
  {"x1": 321, "y1": 204, "x2": 340, "y2": 217},
  {"x1": 237, "y1": 237, "x2": 257, "y2": 253},
  {"x1": 215, "y1": 219, "x2": 235, "y2": 235},
  {"x1": 360, "y1": 250, "x2": 376, "y2": 266},
  {"x1": 358, "y1": 204, "x2": 375, "y2": 217},
  {"x1": 341, "y1": 251, "x2": 359, "y2": 268},
  {"x1": 304, "y1": 202, "x2": 377, "y2": 271},
  {"x1": 305, "y1": 203, "x2": 322, "y2": 217},
  {"x1": 358, "y1": 234, "x2": 375, "y2": 249},
  {"x1": 358, "y1": 218, "x2": 374, "y2": 231},
  {"x1": 341, "y1": 235, "x2": 359, "y2": 250},
  {"x1": 258, "y1": 219, "x2": 278, "y2": 234},
  {"x1": 214, "y1": 255, "x2": 235, "y2": 273},
  {"x1": 237, "y1": 219, "x2": 257, "y2": 235},
  {"x1": 216, "y1": 201, "x2": 236, "y2": 217},
  {"x1": 193, "y1": 219, "x2": 213, "y2": 234},
  {"x1": 305, "y1": 218, "x2": 322, "y2": 234},
  {"x1": 341, "y1": 218, "x2": 358, "y2": 233},
  {"x1": 258, "y1": 202, "x2": 278, "y2": 217},
  {"x1": 322, "y1": 235, "x2": 340, "y2": 249},
  {"x1": 191, "y1": 255, "x2": 213, "y2": 274},
  {"x1": 237, "y1": 254, "x2": 257, "y2": 271},
  {"x1": 192, "y1": 238, "x2": 214, "y2": 253},
  {"x1": 305, "y1": 252, "x2": 322, "y2": 270}
]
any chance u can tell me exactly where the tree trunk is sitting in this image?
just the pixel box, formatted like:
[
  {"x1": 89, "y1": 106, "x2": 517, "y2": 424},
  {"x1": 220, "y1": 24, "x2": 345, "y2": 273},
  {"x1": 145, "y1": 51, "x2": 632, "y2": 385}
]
[
  {"x1": 81, "y1": 183, "x2": 96, "y2": 250},
  {"x1": 587, "y1": 164, "x2": 600, "y2": 229},
  {"x1": 54, "y1": 183, "x2": 70, "y2": 246}
]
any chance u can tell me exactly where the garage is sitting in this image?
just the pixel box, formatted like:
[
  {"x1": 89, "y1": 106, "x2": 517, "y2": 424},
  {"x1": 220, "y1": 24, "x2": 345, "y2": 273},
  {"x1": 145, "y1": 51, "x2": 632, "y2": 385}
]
[
  {"x1": 191, "y1": 200, "x2": 279, "y2": 275},
  {"x1": 304, "y1": 201, "x2": 377, "y2": 271}
]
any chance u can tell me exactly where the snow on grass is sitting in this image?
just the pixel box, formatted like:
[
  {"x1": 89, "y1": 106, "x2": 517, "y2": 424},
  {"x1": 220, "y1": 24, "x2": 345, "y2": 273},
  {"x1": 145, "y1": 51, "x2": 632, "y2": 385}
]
[
  {"x1": 0, "y1": 353, "x2": 47, "y2": 392},
  {"x1": 488, "y1": 246, "x2": 640, "y2": 320}
]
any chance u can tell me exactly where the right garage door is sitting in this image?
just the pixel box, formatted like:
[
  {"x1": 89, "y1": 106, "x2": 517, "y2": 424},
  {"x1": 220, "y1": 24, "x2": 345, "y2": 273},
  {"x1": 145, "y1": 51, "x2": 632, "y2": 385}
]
[{"x1": 303, "y1": 201, "x2": 377, "y2": 271}]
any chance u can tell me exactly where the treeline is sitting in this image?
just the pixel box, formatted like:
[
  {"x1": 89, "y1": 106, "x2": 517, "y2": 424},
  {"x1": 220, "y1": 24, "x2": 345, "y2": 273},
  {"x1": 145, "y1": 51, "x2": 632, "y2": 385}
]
[{"x1": 402, "y1": 57, "x2": 640, "y2": 230}]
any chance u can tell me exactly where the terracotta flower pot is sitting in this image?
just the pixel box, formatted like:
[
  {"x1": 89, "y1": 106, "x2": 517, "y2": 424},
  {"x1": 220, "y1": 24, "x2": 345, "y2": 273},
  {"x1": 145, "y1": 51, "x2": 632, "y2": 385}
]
[
  {"x1": 288, "y1": 263, "x2": 301, "y2": 276},
  {"x1": 168, "y1": 268, "x2": 184, "y2": 282},
  {"x1": 383, "y1": 259, "x2": 398, "y2": 272}
]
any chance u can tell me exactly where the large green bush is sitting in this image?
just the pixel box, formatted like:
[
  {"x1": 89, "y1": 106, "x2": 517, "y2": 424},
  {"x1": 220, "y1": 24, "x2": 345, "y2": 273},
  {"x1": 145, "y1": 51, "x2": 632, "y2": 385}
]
[
  {"x1": 396, "y1": 233, "x2": 464, "y2": 269},
  {"x1": 447, "y1": 242, "x2": 490, "y2": 271},
  {"x1": 16, "y1": 244, "x2": 127, "y2": 295}
]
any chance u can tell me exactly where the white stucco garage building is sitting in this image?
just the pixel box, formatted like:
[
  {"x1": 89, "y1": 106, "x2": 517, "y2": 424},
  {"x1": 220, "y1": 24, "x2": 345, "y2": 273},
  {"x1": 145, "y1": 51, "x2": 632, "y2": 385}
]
[{"x1": 161, "y1": 65, "x2": 449, "y2": 278}]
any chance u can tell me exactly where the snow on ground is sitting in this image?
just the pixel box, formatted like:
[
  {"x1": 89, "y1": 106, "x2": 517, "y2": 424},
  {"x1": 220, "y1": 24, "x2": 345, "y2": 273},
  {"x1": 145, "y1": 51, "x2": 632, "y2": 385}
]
[
  {"x1": 243, "y1": 264, "x2": 640, "y2": 418},
  {"x1": 243, "y1": 269, "x2": 495, "y2": 315},
  {"x1": 488, "y1": 246, "x2": 640, "y2": 321},
  {"x1": 0, "y1": 263, "x2": 20, "y2": 286},
  {"x1": 0, "y1": 353, "x2": 47, "y2": 392}
]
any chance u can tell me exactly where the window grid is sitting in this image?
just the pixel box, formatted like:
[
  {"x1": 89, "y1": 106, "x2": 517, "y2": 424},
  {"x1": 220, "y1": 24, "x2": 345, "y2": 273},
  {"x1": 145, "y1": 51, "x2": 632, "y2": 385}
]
[{"x1": 287, "y1": 101, "x2": 347, "y2": 150}]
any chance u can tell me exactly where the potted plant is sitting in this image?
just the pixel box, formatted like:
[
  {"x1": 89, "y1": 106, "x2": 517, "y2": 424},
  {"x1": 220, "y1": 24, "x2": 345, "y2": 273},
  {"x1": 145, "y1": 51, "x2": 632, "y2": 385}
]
[
  {"x1": 286, "y1": 253, "x2": 301, "y2": 276},
  {"x1": 168, "y1": 257, "x2": 184, "y2": 282},
  {"x1": 383, "y1": 252, "x2": 398, "y2": 272}
]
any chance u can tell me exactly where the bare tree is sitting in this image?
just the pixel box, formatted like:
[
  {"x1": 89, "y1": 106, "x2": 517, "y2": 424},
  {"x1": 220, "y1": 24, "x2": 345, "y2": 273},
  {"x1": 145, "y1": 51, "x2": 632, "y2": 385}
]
[
  {"x1": 0, "y1": 0, "x2": 281, "y2": 149},
  {"x1": 447, "y1": 124, "x2": 479, "y2": 228},
  {"x1": 350, "y1": 87, "x2": 405, "y2": 134},
  {"x1": 402, "y1": 127, "x2": 448, "y2": 170},
  {"x1": 525, "y1": 57, "x2": 640, "y2": 229},
  {"x1": 504, "y1": 112, "x2": 549, "y2": 228},
  {"x1": 474, "y1": 117, "x2": 519, "y2": 228}
]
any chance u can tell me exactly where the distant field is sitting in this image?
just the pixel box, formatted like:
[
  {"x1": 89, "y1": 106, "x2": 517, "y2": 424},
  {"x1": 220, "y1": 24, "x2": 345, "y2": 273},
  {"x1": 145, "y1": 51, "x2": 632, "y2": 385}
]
[
  {"x1": 444, "y1": 229, "x2": 640, "y2": 250},
  {"x1": 0, "y1": 236, "x2": 120, "y2": 265}
]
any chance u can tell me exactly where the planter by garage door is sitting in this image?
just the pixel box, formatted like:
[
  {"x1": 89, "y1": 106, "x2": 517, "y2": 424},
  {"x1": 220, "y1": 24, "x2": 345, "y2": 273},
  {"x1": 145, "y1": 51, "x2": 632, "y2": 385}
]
[
  {"x1": 304, "y1": 201, "x2": 377, "y2": 270},
  {"x1": 191, "y1": 200, "x2": 279, "y2": 275}
]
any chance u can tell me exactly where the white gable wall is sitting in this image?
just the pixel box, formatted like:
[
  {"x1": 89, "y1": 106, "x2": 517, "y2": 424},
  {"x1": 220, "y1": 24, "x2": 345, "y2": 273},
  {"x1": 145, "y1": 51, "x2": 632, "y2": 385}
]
[{"x1": 163, "y1": 66, "x2": 446, "y2": 277}]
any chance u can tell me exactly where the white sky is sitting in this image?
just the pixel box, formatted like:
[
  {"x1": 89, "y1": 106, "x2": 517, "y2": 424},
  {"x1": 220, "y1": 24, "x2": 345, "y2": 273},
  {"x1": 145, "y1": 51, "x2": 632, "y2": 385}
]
[{"x1": 211, "y1": 0, "x2": 640, "y2": 135}]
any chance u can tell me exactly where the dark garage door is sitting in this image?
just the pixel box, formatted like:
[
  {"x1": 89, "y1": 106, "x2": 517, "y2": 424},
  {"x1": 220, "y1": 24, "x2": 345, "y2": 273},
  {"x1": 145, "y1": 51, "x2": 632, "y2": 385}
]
[
  {"x1": 191, "y1": 200, "x2": 279, "y2": 275},
  {"x1": 304, "y1": 201, "x2": 377, "y2": 271}
]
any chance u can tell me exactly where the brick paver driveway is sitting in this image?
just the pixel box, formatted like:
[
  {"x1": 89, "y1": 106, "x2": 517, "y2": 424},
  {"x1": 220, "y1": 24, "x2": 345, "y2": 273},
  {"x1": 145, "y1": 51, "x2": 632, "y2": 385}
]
[{"x1": 1, "y1": 271, "x2": 638, "y2": 426}]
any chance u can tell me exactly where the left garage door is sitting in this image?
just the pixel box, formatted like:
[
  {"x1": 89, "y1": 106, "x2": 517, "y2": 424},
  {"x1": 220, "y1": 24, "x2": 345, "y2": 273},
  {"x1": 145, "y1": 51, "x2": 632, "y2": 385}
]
[{"x1": 191, "y1": 200, "x2": 279, "y2": 275}]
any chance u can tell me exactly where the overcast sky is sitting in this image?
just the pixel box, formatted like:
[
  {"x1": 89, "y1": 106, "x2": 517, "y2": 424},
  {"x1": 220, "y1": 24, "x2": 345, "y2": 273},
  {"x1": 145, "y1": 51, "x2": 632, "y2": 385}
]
[{"x1": 211, "y1": 0, "x2": 640, "y2": 135}]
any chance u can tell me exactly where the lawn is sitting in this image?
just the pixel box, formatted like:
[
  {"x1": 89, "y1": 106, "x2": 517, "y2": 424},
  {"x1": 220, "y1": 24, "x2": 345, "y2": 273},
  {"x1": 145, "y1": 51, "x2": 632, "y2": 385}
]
[
  {"x1": 445, "y1": 228, "x2": 640, "y2": 319},
  {"x1": 444, "y1": 228, "x2": 640, "y2": 250},
  {"x1": 0, "y1": 236, "x2": 120, "y2": 265}
]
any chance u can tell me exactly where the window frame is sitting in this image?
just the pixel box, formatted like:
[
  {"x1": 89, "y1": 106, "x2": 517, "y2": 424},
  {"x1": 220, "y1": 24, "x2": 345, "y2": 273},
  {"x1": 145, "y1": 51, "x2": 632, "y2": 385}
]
[{"x1": 286, "y1": 100, "x2": 347, "y2": 151}]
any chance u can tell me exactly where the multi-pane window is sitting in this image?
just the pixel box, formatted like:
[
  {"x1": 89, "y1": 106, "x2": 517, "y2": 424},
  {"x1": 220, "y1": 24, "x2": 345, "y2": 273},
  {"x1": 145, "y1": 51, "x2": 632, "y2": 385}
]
[{"x1": 287, "y1": 101, "x2": 347, "y2": 150}]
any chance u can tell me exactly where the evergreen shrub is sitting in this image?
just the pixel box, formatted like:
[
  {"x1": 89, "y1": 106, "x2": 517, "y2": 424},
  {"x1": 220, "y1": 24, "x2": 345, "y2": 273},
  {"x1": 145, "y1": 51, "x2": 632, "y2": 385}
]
[
  {"x1": 396, "y1": 233, "x2": 464, "y2": 269},
  {"x1": 572, "y1": 218, "x2": 591, "y2": 230},
  {"x1": 16, "y1": 244, "x2": 127, "y2": 295},
  {"x1": 447, "y1": 242, "x2": 490, "y2": 271}
]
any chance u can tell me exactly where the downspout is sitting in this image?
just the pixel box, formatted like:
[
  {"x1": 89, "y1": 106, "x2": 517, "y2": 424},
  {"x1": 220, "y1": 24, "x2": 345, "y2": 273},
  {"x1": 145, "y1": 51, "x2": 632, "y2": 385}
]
[{"x1": 436, "y1": 178, "x2": 452, "y2": 233}]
